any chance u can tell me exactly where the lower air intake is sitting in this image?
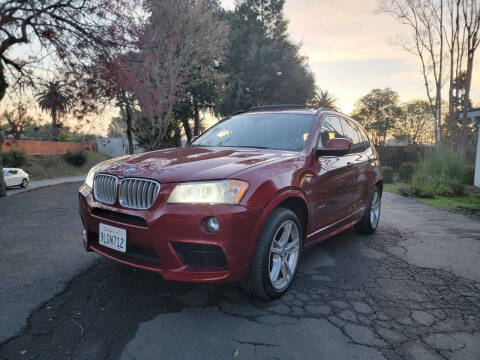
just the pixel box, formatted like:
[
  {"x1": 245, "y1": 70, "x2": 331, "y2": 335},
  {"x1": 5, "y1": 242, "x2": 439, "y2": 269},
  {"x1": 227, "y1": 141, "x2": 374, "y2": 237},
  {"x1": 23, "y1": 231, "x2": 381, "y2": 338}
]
[{"x1": 172, "y1": 242, "x2": 227, "y2": 269}]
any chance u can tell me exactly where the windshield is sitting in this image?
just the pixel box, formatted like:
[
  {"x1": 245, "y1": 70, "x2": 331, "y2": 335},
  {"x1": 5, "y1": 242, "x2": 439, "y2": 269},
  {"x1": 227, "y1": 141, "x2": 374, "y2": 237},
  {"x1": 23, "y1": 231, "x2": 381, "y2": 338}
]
[{"x1": 192, "y1": 113, "x2": 315, "y2": 151}]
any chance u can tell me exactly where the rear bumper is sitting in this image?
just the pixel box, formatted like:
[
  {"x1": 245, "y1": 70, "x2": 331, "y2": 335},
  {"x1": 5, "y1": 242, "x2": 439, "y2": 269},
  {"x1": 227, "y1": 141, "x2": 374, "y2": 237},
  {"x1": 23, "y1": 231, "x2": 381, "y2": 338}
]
[{"x1": 78, "y1": 184, "x2": 262, "y2": 283}]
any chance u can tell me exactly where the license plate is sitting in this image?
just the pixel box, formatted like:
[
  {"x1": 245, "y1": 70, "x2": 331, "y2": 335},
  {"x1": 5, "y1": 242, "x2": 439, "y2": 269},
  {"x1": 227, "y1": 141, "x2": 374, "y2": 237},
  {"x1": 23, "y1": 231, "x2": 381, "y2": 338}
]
[{"x1": 99, "y1": 223, "x2": 127, "y2": 253}]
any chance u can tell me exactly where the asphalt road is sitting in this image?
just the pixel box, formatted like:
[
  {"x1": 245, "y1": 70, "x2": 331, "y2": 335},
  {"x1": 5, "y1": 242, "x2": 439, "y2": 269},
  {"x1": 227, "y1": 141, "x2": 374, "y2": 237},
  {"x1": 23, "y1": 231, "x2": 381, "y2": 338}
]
[
  {"x1": 5, "y1": 176, "x2": 86, "y2": 196},
  {"x1": 0, "y1": 183, "x2": 479, "y2": 360}
]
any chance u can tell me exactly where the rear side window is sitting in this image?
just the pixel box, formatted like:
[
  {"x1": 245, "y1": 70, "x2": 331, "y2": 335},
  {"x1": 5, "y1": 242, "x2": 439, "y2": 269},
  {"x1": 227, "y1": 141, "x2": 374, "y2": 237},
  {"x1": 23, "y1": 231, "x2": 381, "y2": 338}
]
[
  {"x1": 357, "y1": 126, "x2": 371, "y2": 150},
  {"x1": 341, "y1": 119, "x2": 364, "y2": 153},
  {"x1": 317, "y1": 116, "x2": 344, "y2": 148}
]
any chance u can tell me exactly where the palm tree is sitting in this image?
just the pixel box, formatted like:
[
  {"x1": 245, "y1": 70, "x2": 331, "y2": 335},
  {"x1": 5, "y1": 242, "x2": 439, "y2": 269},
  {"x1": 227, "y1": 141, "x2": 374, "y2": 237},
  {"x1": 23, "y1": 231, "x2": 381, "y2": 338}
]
[
  {"x1": 309, "y1": 89, "x2": 338, "y2": 111},
  {"x1": 36, "y1": 80, "x2": 70, "y2": 139}
]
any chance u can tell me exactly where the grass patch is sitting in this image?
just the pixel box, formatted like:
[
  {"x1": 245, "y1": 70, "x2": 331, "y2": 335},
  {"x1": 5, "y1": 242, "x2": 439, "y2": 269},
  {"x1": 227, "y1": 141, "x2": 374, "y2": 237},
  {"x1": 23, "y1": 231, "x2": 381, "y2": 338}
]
[
  {"x1": 383, "y1": 183, "x2": 402, "y2": 193},
  {"x1": 384, "y1": 183, "x2": 480, "y2": 215},
  {"x1": 24, "y1": 152, "x2": 110, "y2": 180}
]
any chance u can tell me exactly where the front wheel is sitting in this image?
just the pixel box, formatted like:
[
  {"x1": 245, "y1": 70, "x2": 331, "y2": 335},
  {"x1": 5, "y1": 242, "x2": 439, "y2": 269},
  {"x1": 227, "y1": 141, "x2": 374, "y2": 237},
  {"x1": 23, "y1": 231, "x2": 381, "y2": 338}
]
[
  {"x1": 241, "y1": 207, "x2": 302, "y2": 299},
  {"x1": 355, "y1": 186, "x2": 381, "y2": 234},
  {"x1": 21, "y1": 178, "x2": 28, "y2": 188}
]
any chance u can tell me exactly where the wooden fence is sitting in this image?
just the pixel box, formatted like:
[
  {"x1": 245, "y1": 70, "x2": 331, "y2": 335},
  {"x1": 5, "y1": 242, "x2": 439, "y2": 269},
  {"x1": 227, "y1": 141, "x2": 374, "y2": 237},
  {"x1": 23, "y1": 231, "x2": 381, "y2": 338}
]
[
  {"x1": 376, "y1": 144, "x2": 476, "y2": 170},
  {"x1": 1, "y1": 139, "x2": 93, "y2": 155}
]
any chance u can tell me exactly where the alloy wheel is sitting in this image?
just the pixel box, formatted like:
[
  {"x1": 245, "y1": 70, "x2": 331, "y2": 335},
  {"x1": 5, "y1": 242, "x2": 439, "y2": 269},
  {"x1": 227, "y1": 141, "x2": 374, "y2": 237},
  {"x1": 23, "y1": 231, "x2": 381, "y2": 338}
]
[
  {"x1": 369, "y1": 190, "x2": 381, "y2": 229},
  {"x1": 268, "y1": 220, "x2": 300, "y2": 291}
]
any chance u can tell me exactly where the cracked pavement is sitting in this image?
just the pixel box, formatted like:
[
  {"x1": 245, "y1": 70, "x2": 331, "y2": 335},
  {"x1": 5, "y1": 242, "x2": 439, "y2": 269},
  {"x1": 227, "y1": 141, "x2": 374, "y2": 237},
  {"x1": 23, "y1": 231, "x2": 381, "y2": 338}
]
[{"x1": 1, "y1": 183, "x2": 479, "y2": 359}]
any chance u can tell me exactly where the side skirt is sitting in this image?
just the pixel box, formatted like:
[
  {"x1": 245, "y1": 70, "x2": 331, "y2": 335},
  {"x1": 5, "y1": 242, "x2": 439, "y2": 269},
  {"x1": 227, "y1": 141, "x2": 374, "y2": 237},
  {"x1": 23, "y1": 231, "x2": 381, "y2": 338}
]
[{"x1": 303, "y1": 207, "x2": 365, "y2": 250}]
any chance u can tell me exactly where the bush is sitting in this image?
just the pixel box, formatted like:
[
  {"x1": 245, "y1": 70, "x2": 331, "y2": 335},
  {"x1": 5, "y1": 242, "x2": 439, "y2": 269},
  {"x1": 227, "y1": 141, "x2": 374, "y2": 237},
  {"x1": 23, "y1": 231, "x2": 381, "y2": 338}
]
[
  {"x1": 464, "y1": 165, "x2": 475, "y2": 185},
  {"x1": 64, "y1": 150, "x2": 88, "y2": 167},
  {"x1": 398, "y1": 185, "x2": 412, "y2": 197},
  {"x1": 399, "y1": 162, "x2": 416, "y2": 182},
  {"x1": 398, "y1": 185, "x2": 434, "y2": 198},
  {"x1": 382, "y1": 166, "x2": 394, "y2": 183},
  {"x1": 1, "y1": 149, "x2": 29, "y2": 167},
  {"x1": 411, "y1": 144, "x2": 466, "y2": 197}
]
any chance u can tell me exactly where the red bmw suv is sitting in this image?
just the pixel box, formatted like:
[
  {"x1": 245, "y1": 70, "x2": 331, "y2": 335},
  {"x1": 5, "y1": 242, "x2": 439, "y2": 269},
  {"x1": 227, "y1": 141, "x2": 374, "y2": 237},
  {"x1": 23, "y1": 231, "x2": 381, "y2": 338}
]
[{"x1": 79, "y1": 105, "x2": 382, "y2": 299}]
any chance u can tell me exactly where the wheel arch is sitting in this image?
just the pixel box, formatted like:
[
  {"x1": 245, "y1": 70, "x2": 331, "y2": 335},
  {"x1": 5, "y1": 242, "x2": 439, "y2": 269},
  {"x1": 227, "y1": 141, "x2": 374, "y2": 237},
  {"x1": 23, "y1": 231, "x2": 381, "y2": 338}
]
[
  {"x1": 248, "y1": 189, "x2": 310, "y2": 261},
  {"x1": 375, "y1": 179, "x2": 383, "y2": 195}
]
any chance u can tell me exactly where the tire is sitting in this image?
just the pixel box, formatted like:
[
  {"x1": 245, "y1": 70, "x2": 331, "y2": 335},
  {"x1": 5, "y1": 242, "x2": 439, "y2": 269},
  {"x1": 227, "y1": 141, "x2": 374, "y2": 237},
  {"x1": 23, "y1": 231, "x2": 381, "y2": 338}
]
[
  {"x1": 21, "y1": 178, "x2": 28, "y2": 188},
  {"x1": 354, "y1": 186, "x2": 381, "y2": 234},
  {"x1": 241, "y1": 207, "x2": 303, "y2": 300}
]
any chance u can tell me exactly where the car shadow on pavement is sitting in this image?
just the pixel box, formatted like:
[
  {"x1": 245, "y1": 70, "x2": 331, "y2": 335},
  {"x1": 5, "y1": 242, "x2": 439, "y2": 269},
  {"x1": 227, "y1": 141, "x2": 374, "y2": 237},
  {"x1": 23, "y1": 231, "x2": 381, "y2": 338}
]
[{"x1": 1, "y1": 228, "x2": 479, "y2": 360}]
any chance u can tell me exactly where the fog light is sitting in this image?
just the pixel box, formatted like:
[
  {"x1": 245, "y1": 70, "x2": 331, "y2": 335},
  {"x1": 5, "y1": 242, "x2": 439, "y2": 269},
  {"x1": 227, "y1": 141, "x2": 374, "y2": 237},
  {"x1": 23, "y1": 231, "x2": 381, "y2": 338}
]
[{"x1": 204, "y1": 217, "x2": 220, "y2": 233}]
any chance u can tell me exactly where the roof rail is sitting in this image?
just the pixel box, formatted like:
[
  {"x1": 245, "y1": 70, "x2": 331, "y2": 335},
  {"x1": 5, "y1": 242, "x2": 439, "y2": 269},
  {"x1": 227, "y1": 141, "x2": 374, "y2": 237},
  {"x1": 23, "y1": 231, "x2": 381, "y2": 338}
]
[{"x1": 248, "y1": 104, "x2": 315, "y2": 112}]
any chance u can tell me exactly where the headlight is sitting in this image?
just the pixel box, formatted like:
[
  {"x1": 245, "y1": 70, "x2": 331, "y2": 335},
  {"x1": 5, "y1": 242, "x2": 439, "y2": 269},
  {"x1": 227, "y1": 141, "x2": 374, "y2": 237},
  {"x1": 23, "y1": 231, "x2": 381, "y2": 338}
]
[
  {"x1": 167, "y1": 180, "x2": 249, "y2": 204},
  {"x1": 85, "y1": 166, "x2": 98, "y2": 189}
]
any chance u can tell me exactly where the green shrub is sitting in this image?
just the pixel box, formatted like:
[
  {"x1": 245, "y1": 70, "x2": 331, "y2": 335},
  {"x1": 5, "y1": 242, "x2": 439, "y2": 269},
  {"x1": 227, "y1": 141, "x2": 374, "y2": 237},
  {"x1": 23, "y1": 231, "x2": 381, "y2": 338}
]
[
  {"x1": 399, "y1": 162, "x2": 416, "y2": 182},
  {"x1": 1, "y1": 149, "x2": 29, "y2": 167},
  {"x1": 464, "y1": 165, "x2": 475, "y2": 185},
  {"x1": 382, "y1": 166, "x2": 394, "y2": 183},
  {"x1": 398, "y1": 185, "x2": 434, "y2": 198},
  {"x1": 398, "y1": 185, "x2": 412, "y2": 197},
  {"x1": 411, "y1": 144, "x2": 466, "y2": 197},
  {"x1": 411, "y1": 186, "x2": 435, "y2": 198},
  {"x1": 64, "y1": 150, "x2": 88, "y2": 167}
]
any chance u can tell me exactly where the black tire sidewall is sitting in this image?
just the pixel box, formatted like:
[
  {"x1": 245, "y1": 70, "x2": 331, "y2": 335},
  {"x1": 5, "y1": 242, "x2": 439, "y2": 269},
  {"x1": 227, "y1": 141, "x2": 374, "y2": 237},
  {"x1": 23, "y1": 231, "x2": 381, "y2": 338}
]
[
  {"x1": 260, "y1": 209, "x2": 303, "y2": 299},
  {"x1": 21, "y1": 179, "x2": 28, "y2": 188}
]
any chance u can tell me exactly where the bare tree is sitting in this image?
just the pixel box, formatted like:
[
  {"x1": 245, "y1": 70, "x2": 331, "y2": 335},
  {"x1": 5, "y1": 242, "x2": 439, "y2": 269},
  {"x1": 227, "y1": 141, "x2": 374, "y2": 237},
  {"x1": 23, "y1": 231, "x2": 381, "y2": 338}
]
[
  {"x1": 130, "y1": 0, "x2": 227, "y2": 150},
  {"x1": 0, "y1": 0, "x2": 132, "y2": 102},
  {"x1": 379, "y1": 0, "x2": 480, "y2": 147},
  {"x1": 378, "y1": 0, "x2": 446, "y2": 143},
  {"x1": 459, "y1": 0, "x2": 480, "y2": 146}
]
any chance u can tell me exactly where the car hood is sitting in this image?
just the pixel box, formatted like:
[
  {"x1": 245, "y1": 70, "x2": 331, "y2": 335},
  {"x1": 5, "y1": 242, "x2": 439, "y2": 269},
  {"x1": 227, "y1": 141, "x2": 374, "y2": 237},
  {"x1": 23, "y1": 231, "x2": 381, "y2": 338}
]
[{"x1": 96, "y1": 146, "x2": 298, "y2": 183}]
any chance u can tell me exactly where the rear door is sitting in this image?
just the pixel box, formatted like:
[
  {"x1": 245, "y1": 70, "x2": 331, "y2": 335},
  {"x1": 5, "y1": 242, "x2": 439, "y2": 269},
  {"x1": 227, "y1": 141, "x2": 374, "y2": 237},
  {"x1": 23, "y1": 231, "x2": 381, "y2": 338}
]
[{"x1": 307, "y1": 115, "x2": 355, "y2": 237}]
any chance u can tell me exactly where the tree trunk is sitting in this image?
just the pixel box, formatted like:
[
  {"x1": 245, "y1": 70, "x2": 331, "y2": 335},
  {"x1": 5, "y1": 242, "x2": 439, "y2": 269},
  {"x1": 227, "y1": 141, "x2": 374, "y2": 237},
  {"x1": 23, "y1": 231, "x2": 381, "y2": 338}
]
[
  {"x1": 459, "y1": 54, "x2": 474, "y2": 149},
  {"x1": 0, "y1": 61, "x2": 7, "y2": 102},
  {"x1": 51, "y1": 107, "x2": 58, "y2": 139},
  {"x1": 448, "y1": 56, "x2": 456, "y2": 144},
  {"x1": 174, "y1": 124, "x2": 181, "y2": 147},
  {"x1": 124, "y1": 103, "x2": 134, "y2": 155},
  {"x1": 181, "y1": 118, "x2": 192, "y2": 143},
  {"x1": 193, "y1": 97, "x2": 200, "y2": 136},
  {"x1": 0, "y1": 133, "x2": 6, "y2": 197}
]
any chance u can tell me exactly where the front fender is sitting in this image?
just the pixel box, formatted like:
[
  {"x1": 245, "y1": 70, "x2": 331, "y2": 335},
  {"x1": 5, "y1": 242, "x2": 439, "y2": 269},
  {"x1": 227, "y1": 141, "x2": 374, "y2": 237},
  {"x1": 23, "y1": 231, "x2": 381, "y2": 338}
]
[{"x1": 244, "y1": 188, "x2": 309, "y2": 266}]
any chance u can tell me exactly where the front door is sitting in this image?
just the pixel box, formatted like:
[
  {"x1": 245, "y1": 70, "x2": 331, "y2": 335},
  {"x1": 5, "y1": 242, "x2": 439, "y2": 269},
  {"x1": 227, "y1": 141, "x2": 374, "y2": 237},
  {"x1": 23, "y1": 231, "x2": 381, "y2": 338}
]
[
  {"x1": 5, "y1": 170, "x2": 18, "y2": 187},
  {"x1": 306, "y1": 115, "x2": 355, "y2": 239}
]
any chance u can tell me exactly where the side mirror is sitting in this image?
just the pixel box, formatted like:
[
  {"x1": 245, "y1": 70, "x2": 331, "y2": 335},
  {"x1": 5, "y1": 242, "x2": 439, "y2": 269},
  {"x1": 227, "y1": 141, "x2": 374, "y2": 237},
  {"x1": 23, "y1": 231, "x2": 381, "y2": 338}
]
[{"x1": 315, "y1": 138, "x2": 352, "y2": 156}]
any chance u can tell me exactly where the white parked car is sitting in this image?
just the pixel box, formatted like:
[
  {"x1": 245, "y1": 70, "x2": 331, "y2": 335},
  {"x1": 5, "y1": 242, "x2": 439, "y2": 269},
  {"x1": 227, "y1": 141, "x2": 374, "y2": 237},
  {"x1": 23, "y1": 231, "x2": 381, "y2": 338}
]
[{"x1": 3, "y1": 168, "x2": 29, "y2": 188}]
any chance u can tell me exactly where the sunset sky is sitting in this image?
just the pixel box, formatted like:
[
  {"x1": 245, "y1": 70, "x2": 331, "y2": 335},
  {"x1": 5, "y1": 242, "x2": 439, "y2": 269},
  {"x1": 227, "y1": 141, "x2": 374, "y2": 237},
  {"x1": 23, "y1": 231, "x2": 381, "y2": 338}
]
[
  {"x1": 3, "y1": 0, "x2": 479, "y2": 135},
  {"x1": 221, "y1": 0, "x2": 480, "y2": 114}
]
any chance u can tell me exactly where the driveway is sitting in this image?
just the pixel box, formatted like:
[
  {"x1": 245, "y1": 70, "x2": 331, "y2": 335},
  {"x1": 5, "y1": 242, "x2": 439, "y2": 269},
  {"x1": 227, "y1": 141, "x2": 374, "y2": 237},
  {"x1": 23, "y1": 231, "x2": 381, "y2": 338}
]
[
  {"x1": 0, "y1": 183, "x2": 479, "y2": 360},
  {"x1": 5, "y1": 175, "x2": 86, "y2": 196}
]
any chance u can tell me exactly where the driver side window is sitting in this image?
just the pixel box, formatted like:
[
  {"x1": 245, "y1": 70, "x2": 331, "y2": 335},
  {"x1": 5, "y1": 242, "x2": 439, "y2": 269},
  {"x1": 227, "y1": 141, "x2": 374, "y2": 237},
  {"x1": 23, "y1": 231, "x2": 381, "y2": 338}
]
[{"x1": 317, "y1": 116, "x2": 344, "y2": 148}]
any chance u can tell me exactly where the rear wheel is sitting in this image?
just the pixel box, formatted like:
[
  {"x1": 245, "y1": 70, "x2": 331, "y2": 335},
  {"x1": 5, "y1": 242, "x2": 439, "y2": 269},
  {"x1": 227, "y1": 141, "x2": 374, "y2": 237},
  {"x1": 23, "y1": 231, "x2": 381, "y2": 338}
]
[
  {"x1": 354, "y1": 186, "x2": 381, "y2": 234},
  {"x1": 21, "y1": 178, "x2": 28, "y2": 188},
  {"x1": 241, "y1": 207, "x2": 302, "y2": 299}
]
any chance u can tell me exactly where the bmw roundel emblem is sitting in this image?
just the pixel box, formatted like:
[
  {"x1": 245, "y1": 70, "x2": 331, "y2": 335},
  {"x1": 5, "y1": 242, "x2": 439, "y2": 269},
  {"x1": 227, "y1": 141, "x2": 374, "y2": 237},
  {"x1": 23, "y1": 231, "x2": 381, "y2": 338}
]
[{"x1": 125, "y1": 168, "x2": 134, "y2": 174}]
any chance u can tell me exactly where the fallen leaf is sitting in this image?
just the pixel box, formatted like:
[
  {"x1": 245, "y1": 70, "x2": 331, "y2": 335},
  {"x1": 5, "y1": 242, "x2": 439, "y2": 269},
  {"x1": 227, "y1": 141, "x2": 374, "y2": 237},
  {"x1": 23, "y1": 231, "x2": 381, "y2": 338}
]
[{"x1": 233, "y1": 349, "x2": 239, "y2": 358}]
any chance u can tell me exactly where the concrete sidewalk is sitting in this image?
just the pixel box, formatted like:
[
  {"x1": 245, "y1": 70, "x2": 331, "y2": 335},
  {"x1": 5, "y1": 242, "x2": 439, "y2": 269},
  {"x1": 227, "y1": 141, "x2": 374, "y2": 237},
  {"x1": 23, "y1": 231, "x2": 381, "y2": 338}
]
[{"x1": 6, "y1": 175, "x2": 85, "y2": 196}]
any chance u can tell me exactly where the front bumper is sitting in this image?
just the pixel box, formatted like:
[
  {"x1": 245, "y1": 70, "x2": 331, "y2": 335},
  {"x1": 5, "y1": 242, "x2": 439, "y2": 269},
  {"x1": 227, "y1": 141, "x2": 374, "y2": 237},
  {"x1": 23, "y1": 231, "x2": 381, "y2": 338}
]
[{"x1": 78, "y1": 184, "x2": 262, "y2": 283}]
